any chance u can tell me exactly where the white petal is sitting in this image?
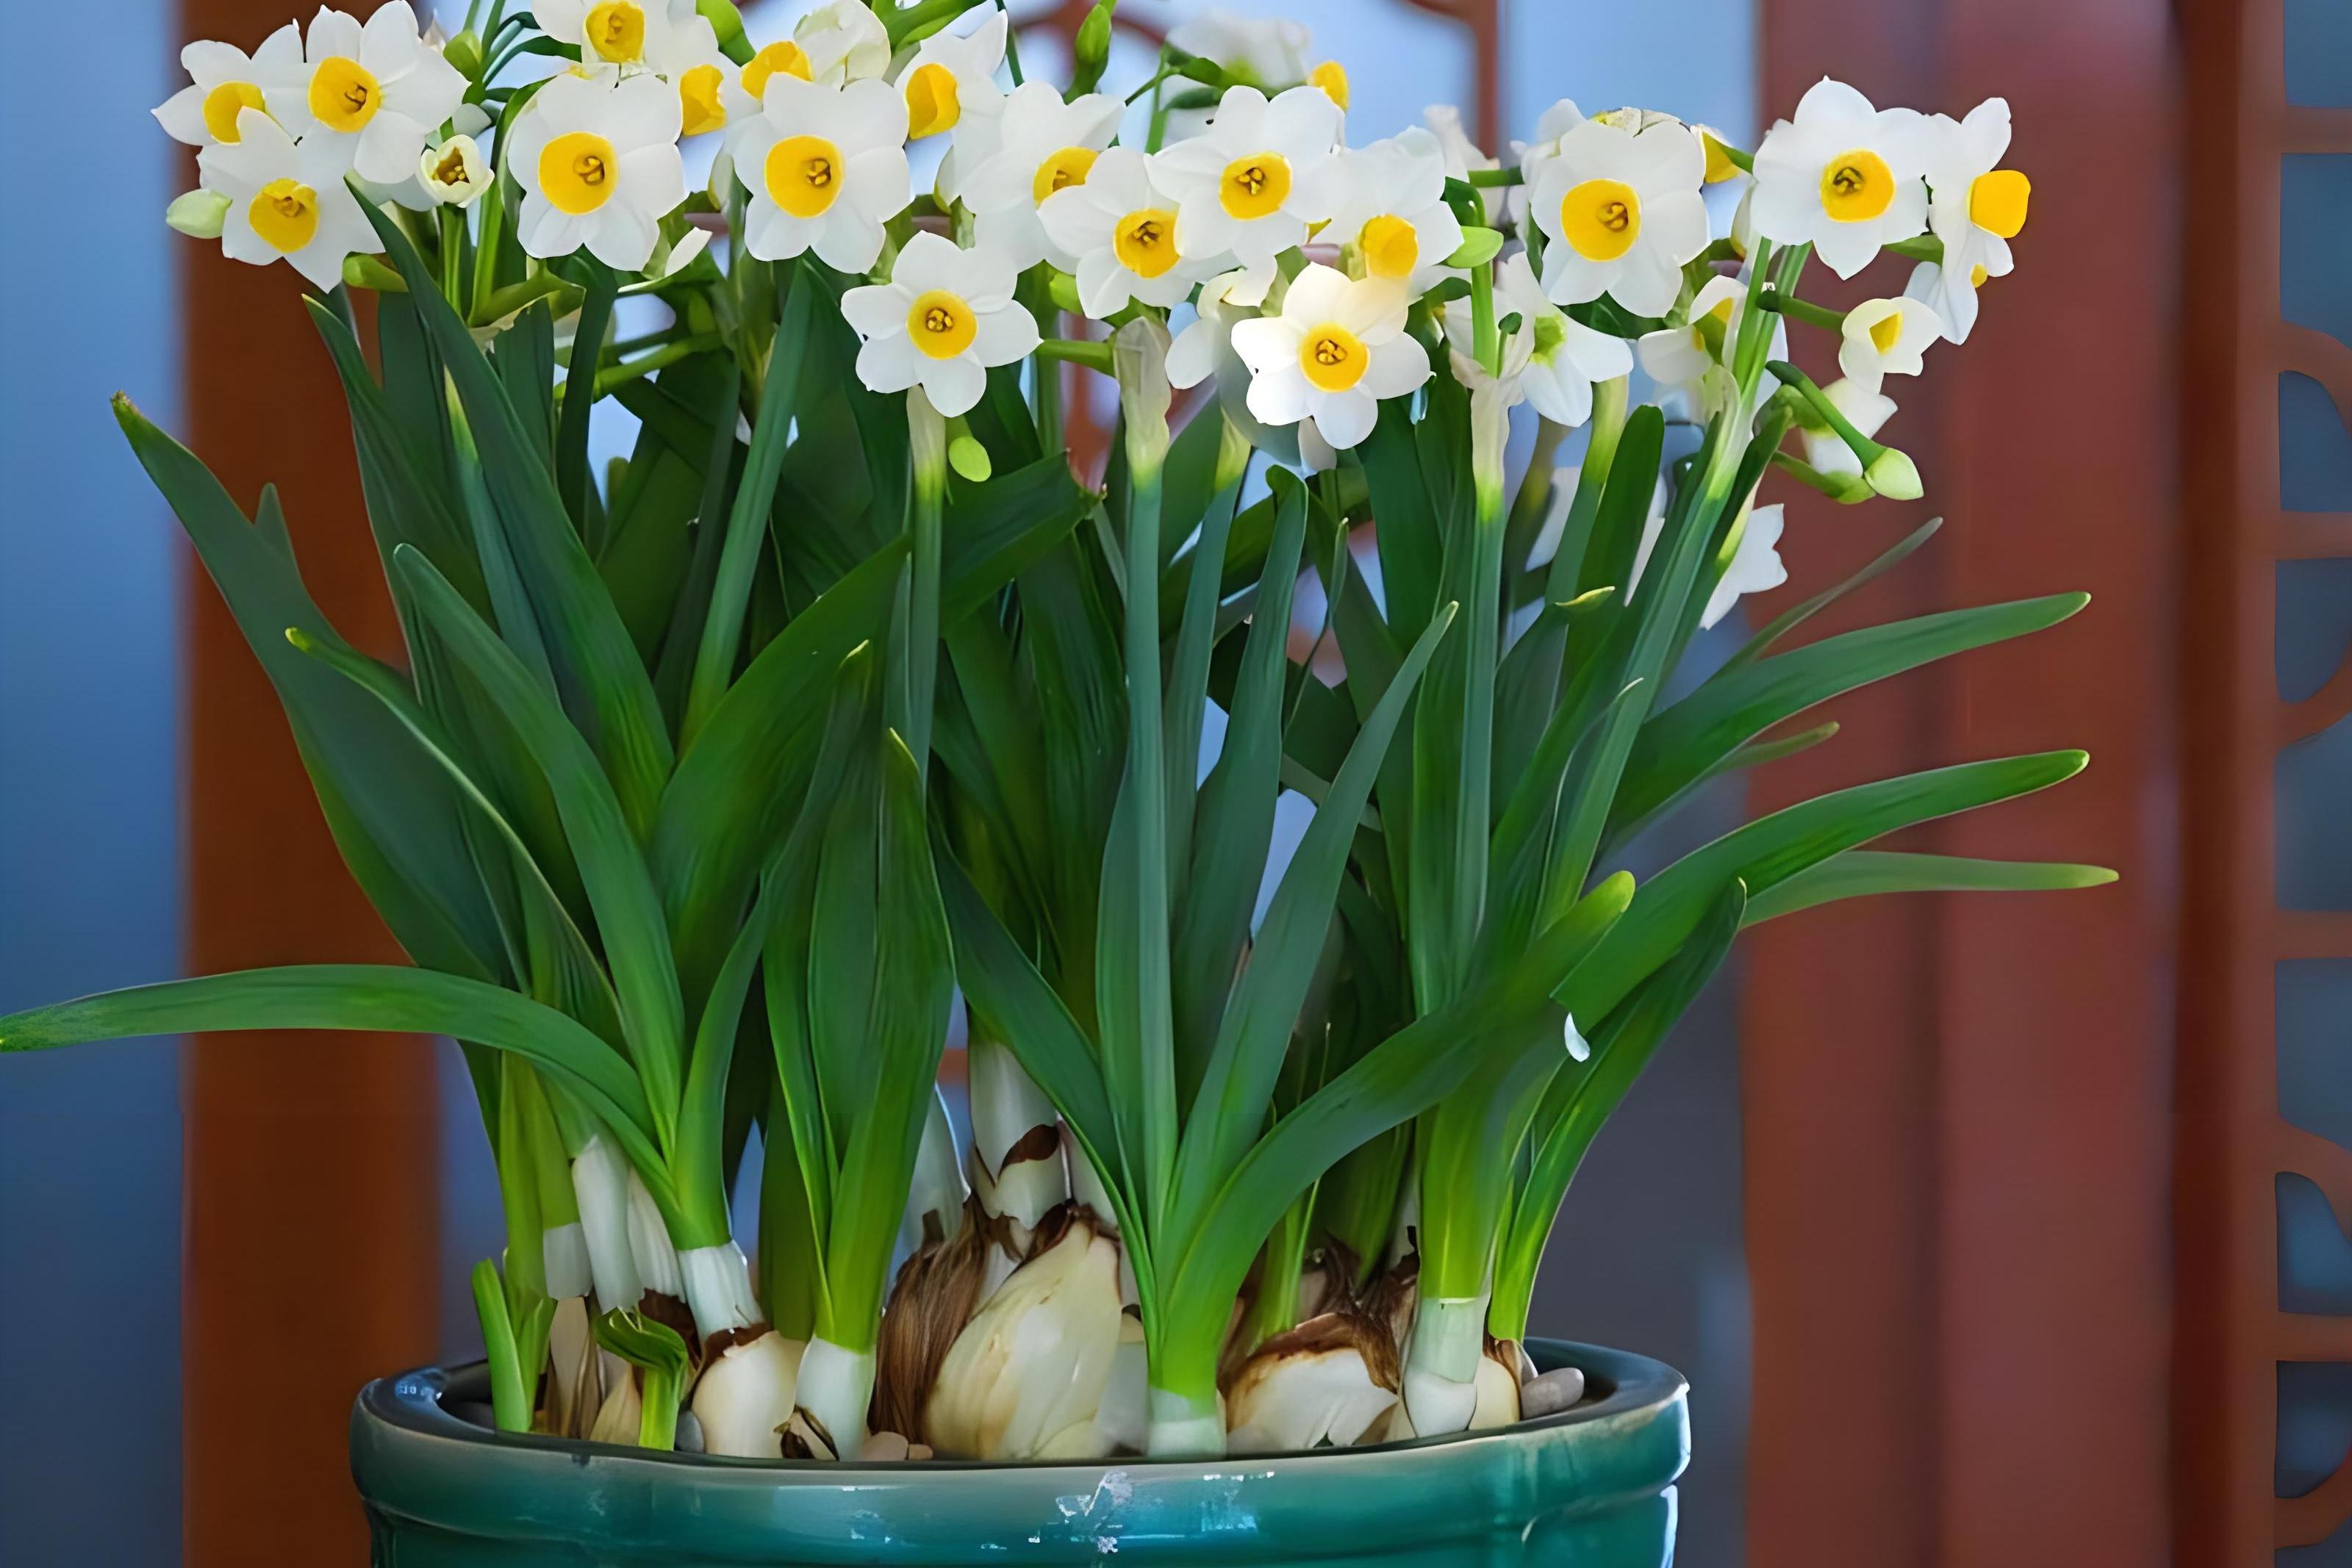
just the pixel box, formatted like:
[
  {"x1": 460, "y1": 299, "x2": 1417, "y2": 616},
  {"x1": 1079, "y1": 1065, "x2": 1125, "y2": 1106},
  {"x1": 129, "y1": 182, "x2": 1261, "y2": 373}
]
[
  {"x1": 1244, "y1": 364, "x2": 1315, "y2": 428},
  {"x1": 154, "y1": 84, "x2": 212, "y2": 146},
  {"x1": 841, "y1": 281, "x2": 912, "y2": 338},
  {"x1": 972, "y1": 305, "x2": 1041, "y2": 368},
  {"x1": 1166, "y1": 320, "x2": 1220, "y2": 390},
  {"x1": 835, "y1": 76, "x2": 911, "y2": 153},
  {"x1": 857, "y1": 332, "x2": 922, "y2": 394},
  {"x1": 1280, "y1": 264, "x2": 1352, "y2": 328},
  {"x1": 1359, "y1": 337, "x2": 1433, "y2": 400},
  {"x1": 811, "y1": 208, "x2": 884, "y2": 273},
  {"x1": 1229, "y1": 316, "x2": 1304, "y2": 377},
  {"x1": 918, "y1": 354, "x2": 988, "y2": 418},
  {"x1": 584, "y1": 202, "x2": 658, "y2": 271},
  {"x1": 1793, "y1": 77, "x2": 1879, "y2": 132},
  {"x1": 620, "y1": 144, "x2": 689, "y2": 226},
  {"x1": 1310, "y1": 387, "x2": 1379, "y2": 450},
  {"x1": 845, "y1": 146, "x2": 914, "y2": 222}
]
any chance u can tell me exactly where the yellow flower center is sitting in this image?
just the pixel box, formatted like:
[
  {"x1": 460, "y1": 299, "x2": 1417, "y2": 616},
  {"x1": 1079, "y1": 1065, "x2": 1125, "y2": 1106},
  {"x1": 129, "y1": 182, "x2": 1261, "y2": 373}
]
[
  {"x1": 1031, "y1": 145, "x2": 1100, "y2": 205},
  {"x1": 1113, "y1": 207, "x2": 1179, "y2": 277},
  {"x1": 1358, "y1": 214, "x2": 1418, "y2": 281},
  {"x1": 1868, "y1": 310, "x2": 1903, "y2": 353},
  {"x1": 1220, "y1": 152, "x2": 1292, "y2": 220},
  {"x1": 679, "y1": 63, "x2": 727, "y2": 137},
  {"x1": 908, "y1": 289, "x2": 977, "y2": 359},
  {"x1": 1968, "y1": 168, "x2": 2030, "y2": 238},
  {"x1": 202, "y1": 81, "x2": 268, "y2": 143},
  {"x1": 248, "y1": 177, "x2": 320, "y2": 253},
  {"x1": 741, "y1": 40, "x2": 811, "y2": 102},
  {"x1": 765, "y1": 134, "x2": 843, "y2": 218},
  {"x1": 1699, "y1": 130, "x2": 1740, "y2": 184},
  {"x1": 906, "y1": 61, "x2": 961, "y2": 138},
  {"x1": 1820, "y1": 148, "x2": 1894, "y2": 222},
  {"x1": 584, "y1": 0, "x2": 646, "y2": 63},
  {"x1": 1309, "y1": 61, "x2": 1349, "y2": 110},
  {"x1": 308, "y1": 56, "x2": 381, "y2": 134},
  {"x1": 540, "y1": 131, "x2": 619, "y2": 215},
  {"x1": 1299, "y1": 323, "x2": 1369, "y2": 393},
  {"x1": 1559, "y1": 178, "x2": 1641, "y2": 261},
  {"x1": 429, "y1": 143, "x2": 473, "y2": 188}
]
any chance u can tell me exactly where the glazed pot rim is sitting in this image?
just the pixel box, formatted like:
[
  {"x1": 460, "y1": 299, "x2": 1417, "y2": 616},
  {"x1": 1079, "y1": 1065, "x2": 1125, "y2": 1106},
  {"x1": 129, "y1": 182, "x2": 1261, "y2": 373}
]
[{"x1": 356, "y1": 1337, "x2": 1682, "y2": 1476}]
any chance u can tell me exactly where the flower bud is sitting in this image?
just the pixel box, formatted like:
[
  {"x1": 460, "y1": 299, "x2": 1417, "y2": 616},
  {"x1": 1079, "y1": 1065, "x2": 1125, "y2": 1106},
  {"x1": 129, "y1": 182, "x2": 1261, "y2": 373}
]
[
  {"x1": 1865, "y1": 446, "x2": 1924, "y2": 500},
  {"x1": 441, "y1": 26, "x2": 484, "y2": 80},
  {"x1": 1069, "y1": 1, "x2": 1114, "y2": 95},
  {"x1": 419, "y1": 134, "x2": 491, "y2": 206},
  {"x1": 1444, "y1": 227, "x2": 1505, "y2": 269},
  {"x1": 165, "y1": 189, "x2": 230, "y2": 240}
]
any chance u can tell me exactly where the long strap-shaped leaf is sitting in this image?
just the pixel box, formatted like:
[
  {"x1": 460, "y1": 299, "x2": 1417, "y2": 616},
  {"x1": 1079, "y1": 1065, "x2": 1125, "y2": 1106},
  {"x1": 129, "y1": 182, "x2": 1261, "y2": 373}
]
[
  {"x1": 115, "y1": 399, "x2": 504, "y2": 982},
  {"x1": 1167, "y1": 600, "x2": 1458, "y2": 1234},
  {"x1": 1563, "y1": 749, "x2": 2090, "y2": 1027},
  {"x1": 395, "y1": 544, "x2": 689, "y2": 1146},
  {"x1": 1742, "y1": 849, "x2": 2117, "y2": 923},
  {"x1": 359, "y1": 197, "x2": 675, "y2": 841},
  {"x1": 0, "y1": 966, "x2": 667, "y2": 1206},
  {"x1": 1608, "y1": 593, "x2": 2089, "y2": 842}
]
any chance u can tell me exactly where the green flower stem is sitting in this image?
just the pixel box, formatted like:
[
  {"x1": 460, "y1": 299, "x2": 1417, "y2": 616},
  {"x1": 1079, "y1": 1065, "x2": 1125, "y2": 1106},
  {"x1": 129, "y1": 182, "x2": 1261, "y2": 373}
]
[
  {"x1": 1036, "y1": 337, "x2": 1114, "y2": 375},
  {"x1": 1236, "y1": 1190, "x2": 1312, "y2": 1354},
  {"x1": 472, "y1": 272, "x2": 575, "y2": 331},
  {"x1": 1469, "y1": 258, "x2": 1501, "y2": 380},
  {"x1": 1771, "y1": 448, "x2": 1874, "y2": 503},
  {"x1": 578, "y1": 334, "x2": 722, "y2": 402},
  {"x1": 1543, "y1": 375, "x2": 1629, "y2": 599},
  {"x1": 884, "y1": 0, "x2": 983, "y2": 47},
  {"x1": 1465, "y1": 167, "x2": 1525, "y2": 187},
  {"x1": 1767, "y1": 359, "x2": 1889, "y2": 467},
  {"x1": 471, "y1": 1259, "x2": 533, "y2": 1432},
  {"x1": 904, "y1": 386, "x2": 948, "y2": 778},
  {"x1": 1019, "y1": 273, "x2": 1064, "y2": 450},
  {"x1": 1757, "y1": 292, "x2": 1847, "y2": 333},
  {"x1": 1888, "y1": 233, "x2": 1943, "y2": 264}
]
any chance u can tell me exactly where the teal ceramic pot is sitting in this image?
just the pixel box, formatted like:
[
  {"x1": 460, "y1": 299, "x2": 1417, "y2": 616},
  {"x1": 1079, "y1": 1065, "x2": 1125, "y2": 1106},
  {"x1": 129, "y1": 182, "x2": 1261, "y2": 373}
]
[{"x1": 351, "y1": 1339, "x2": 1686, "y2": 1566}]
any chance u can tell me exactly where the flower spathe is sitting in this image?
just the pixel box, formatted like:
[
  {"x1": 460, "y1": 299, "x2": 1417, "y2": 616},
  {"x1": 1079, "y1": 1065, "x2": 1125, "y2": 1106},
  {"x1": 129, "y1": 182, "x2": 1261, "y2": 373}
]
[
  {"x1": 1527, "y1": 114, "x2": 1710, "y2": 318},
  {"x1": 964, "y1": 81, "x2": 1125, "y2": 272},
  {"x1": 1152, "y1": 84, "x2": 1344, "y2": 273},
  {"x1": 265, "y1": 3, "x2": 465, "y2": 187},
  {"x1": 197, "y1": 107, "x2": 376, "y2": 289},
  {"x1": 1321, "y1": 129, "x2": 1465, "y2": 296},
  {"x1": 1229, "y1": 264, "x2": 1430, "y2": 451},
  {"x1": 157, "y1": 26, "x2": 302, "y2": 148},
  {"x1": 842, "y1": 232, "x2": 1040, "y2": 419},
  {"x1": 509, "y1": 71, "x2": 686, "y2": 272},
  {"x1": 1838, "y1": 295, "x2": 1943, "y2": 394},
  {"x1": 1749, "y1": 78, "x2": 1931, "y2": 278},
  {"x1": 1041, "y1": 148, "x2": 1213, "y2": 318},
  {"x1": 729, "y1": 76, "x2": 911, "y2": 274}
]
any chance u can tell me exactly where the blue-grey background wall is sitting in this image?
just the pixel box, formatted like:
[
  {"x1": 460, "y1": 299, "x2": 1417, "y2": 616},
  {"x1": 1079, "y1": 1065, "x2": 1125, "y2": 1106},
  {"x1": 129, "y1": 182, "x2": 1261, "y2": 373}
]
[{"x1": 0, "y1": 1, "x2": 183, "y2": 1562}]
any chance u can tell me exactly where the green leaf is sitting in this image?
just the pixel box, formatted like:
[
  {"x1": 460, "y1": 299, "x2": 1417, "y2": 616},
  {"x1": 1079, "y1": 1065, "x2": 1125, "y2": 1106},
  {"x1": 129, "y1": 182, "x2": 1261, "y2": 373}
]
[
  {"x1": 556, "y1": 261, "x2": 620, "y2": 533},
  {"x1": 0, "y1": 965, "x2": 664, "y2": 1186},
  {"x1": 1169, "y1": 599, "x2": 1457, "y2": 1233},
  {"x1": 359, "y1": 198, "x2": 675, "y2": 842},
  {"x1": 1721, "y1": 515, "x2": 1944, "y2": 673},
  {"x1": 1610, "y1": 594, "x2": 2089, "y2": 843},
  {"x1": 941, "y1": 452, "x2": 1094, "y2": 622},
  {"x1": 395, "y1": 544, "x2": 689, "y2": 1145},
  {"x1": 1564, "y1": 751, "x2": 2092, "y2": 1026},
  {"x1": 1742, "y1": 849, "x2": 2118, "y2": 923},
  {"x1": 113, "y1": 398, "x2": 504, "y2": 980},
  {"x1": 594, "y1": 1308, "x2": 692, "y2": 1449}
]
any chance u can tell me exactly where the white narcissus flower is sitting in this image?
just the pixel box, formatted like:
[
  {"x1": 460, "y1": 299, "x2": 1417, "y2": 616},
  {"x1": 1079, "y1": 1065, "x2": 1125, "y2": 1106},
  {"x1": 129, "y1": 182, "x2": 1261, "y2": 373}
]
[
  {"x1": 1168, "y1": 9, "x2": 1311, "y2": 88},
  {"x1": 265, "y1": 4, "x2": 466, "y2": 187},
  {"x1": 1039, "y1": 147, "x2": 1209, "y2": 318},
  {"x1": 1528, "y1": 115, "x2": 1710, "y2": 319},
  {"x1": 964, "y1": 80, "x2": 1123, "y2": 271},
  {"x1": 898, "y1": 9, "x2": 1008, "y2": 203},
  {"x1": 155, "y1": 26, "x2": 302, "y2": 148},
  {"x1": 1444, "y1": 251, "x2": 1632, "y2": 428},
  {"x1": 1152, "y1": 84, "x2": 1344, "y2": 273},
  {"x1": 1838, "y1": 295, "x2": 1942, "y2": 393},
  {"x1": 535, "y1": 0, "x2": 696, "y2": 74},
  {"x1": 1229, "y1": 264, "x2": 1430, "y2": 451},
  {"x1": 1511, "y1": 96, "x2": 1584, "y2": 220},
  {"x1": 730, "y1": 76, "x2": 911, "y2": 273},
  {"x1": 1702, "y1": 503, "x2": 1788, "y2": 630},
  {"x1": 1635, "y1": 272, "x2": 1783, "y2": 421},
  {"x1": 1749, "y1": 79, "x2": 1931, "y2": 278},
  {"x1": 1319, "y1": 129, "x2": 1464, "y2": 298},
  {"x1": 1169, "y1": 267, "x2": 1280, "y2": 443},
  {"x1": 1918, "y1": 97, "x2": 2026, "y2": 342},
  {"x1": 842, "y1": 232, "x2": 1041, "y2": 419},
  {"x1": 418, "y1": 133, "x2": 491, "y2": 206},
  {"x1": 1801, "y1": 377, "x2": 1896, "y2": 480},
  {"x1": 196, "y1": 108, "x2": 377, "y2": 290},
  {"x1": 509, "y1": 72, "x2": 687, "y2": 272},
  {"x1": 1424, "y1": 104, "x2": 1502, "y2": 222}
]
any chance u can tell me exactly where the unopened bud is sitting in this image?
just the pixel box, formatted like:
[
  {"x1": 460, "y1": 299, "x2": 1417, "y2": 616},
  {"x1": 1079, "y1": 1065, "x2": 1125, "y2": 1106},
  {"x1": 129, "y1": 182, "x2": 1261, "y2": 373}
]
[
  {"x1": 1445, "y1": 227, "x2": 1504, "y2": 269},
  {"x1": 1046, "y1": 268, "x2": 1082, "y2": 316},
  {"x1": 948, "y1": 433, "x2": 992, "y2": 483},
  {"x1": 165, "y1": 189, "x2": 229, "y2": 240},
  {"x1": 1069, "y1": 1, "x2": 1114, "y2": 95},
  {"x1": 1865, "y1": 446, "x2": 1923, "y2": 500},
  {"x1": 442, "y1": 27, "x2": 484, "y2": 79}
]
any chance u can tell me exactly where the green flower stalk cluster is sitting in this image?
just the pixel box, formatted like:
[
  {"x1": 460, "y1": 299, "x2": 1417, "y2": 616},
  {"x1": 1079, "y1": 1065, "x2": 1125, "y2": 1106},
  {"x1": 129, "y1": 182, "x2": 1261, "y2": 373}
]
[{"x1": 3, "y1": 0, "x2": 2110, "y2": 1464}]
